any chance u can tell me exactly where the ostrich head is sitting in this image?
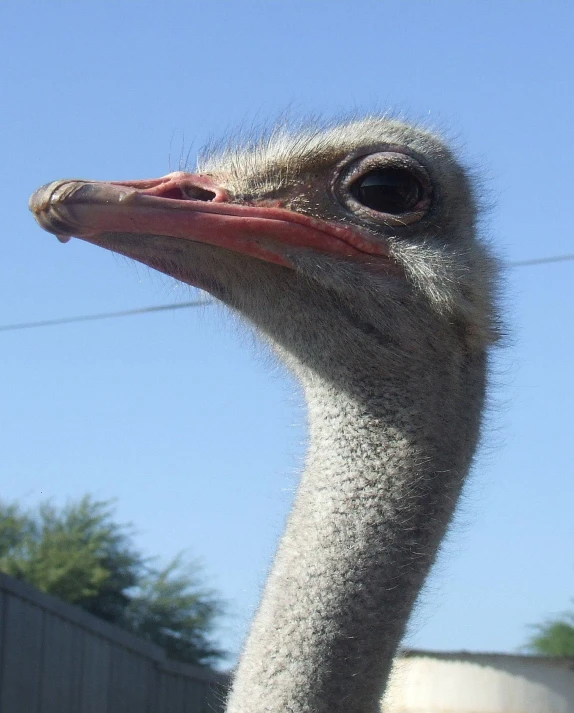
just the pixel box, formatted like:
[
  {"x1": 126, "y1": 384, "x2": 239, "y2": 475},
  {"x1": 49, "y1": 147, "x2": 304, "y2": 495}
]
[
  {"x1": 30, "y1": 118, "x2": 499, "y2": 376},
  {"x1": 30, "y1": 116, "x2": 501, "y2": 713}
]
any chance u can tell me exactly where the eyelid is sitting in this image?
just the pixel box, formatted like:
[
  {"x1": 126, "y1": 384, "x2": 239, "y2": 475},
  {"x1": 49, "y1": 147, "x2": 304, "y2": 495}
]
[{"x1": 342, "y1": 152, "x2": 430, "y2": 188}]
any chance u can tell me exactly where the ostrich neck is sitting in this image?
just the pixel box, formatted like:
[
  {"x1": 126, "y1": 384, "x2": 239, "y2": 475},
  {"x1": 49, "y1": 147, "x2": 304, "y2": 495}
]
[{"x1": 226, "y1": 336, "x2": 487, "y2": 713}]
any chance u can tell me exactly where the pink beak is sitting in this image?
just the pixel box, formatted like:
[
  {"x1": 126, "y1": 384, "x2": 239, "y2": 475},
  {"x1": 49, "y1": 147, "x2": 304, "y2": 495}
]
[{"x1": 29, "y1": 171, "x2": 392, "y2": 268}]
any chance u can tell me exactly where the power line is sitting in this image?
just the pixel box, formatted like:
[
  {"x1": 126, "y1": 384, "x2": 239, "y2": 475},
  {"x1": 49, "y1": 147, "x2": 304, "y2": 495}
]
[
  {"x1": 0, "y1": 300, "x2": 210, "y2": 333},
  {"x1": 508, "y1": 254, "x2": 574, "y2": 267},
  {"x1": 1, "y1": 253, "x2": 573, "y2": 333}
]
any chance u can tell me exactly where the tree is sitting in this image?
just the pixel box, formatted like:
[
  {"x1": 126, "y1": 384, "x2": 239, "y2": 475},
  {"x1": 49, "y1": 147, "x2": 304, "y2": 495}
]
[
  {"x1": 0, "y1": 496, "x2": 224, "y2": 666},
  {"x1": 527, "y1": 610, "x2": 574, "y2": 657},
  {"x1": 124, "y1": 555, "x2": 223, "y2": 664},
  {"x1": 0, "y1": 497, "x2": 142, "y2": 622}
]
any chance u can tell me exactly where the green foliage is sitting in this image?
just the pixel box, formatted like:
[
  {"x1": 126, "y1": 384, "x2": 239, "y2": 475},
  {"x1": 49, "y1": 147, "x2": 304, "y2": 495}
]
[
  {"x1": 527, "y1": 611, "x2": 574, "y2": 657},
  {"x1": 124, "y1": 555, "x2": 223, "y2": 665},
  {"x1": 0, "y1": 496, "x2": 224, "y2": 666}
]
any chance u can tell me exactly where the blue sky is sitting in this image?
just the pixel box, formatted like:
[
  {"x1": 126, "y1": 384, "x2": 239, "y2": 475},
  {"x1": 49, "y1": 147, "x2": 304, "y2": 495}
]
[{"x1": 1, "y1": 1, "x2": 573, "y2": 667}]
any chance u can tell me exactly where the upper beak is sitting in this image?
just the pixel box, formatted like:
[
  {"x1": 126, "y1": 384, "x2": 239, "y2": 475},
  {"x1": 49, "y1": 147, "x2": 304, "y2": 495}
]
[{"x1": 29, "y1": 171, "x2": 392, "y2": 269}]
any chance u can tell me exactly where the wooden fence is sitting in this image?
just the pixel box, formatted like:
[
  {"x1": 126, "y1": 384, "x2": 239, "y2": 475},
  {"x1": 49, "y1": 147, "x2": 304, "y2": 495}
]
[{"x1": 0, "y1": 572, "x2": 230, "y2": 713}]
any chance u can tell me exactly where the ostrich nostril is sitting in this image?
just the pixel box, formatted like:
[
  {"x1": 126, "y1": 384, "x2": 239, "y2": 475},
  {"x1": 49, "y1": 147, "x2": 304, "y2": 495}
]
[
  {"x1": 183, "y1": 186, "x2": 217, "y2": 201},
  {"x1": 159, "y1": 172, "x2": 227, "y2": 202},
  {"x1": 157, "y1": 185, "x2": 217, "y2": 201}
]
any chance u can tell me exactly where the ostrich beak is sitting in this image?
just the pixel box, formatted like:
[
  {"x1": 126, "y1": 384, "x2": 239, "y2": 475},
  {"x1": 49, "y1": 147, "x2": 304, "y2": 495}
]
[{"x1": 29, "y1": 172, "x2": 392, "y2": 269}]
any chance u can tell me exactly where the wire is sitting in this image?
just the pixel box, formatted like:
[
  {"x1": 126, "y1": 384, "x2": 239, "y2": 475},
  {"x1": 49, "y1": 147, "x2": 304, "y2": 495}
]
[
  {"x1": 508, "y1": 254, "x2": 574, "y2": 267},
  {"x1": 0, "y1": 300, "x2": 209, "y2": 332},
  {"x1": 1, "y1": 254, "x2": 573, "y2": 333}
]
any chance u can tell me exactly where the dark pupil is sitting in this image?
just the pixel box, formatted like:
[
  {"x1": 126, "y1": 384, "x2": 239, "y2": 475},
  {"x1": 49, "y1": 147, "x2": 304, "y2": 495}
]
[{"x1": 350, "y1": 168, "x2": 422, "y2": 214}]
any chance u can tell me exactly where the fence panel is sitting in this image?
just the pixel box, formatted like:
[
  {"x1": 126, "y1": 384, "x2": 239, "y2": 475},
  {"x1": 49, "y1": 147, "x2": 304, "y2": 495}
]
[
  {"x1": 0, "y1": 573, "x2": 229, "y2": 713},
  {"x1": 80, "y1": 632, "x2": 113, "y2": 713},
  {"x1": 108, "y1": 645, "x2": 157, "y2": 713},
  {"x1": 41, "y1": 612, "x2": 84, "y2": 713},
  {"x1": 1, "y1": 593, "x2": 43, "y2": 713}
]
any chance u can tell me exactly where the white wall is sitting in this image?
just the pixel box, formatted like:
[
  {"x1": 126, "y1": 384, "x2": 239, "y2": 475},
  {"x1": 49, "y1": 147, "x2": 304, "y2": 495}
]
[{"x1": 383, "y1": 654, "x2": 574, "y2": 713}]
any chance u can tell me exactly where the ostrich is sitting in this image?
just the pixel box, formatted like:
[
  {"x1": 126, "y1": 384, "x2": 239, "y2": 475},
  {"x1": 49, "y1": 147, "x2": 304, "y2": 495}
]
[{"x1": 30, "y1": 117, "x2": 500, "y2": 713}]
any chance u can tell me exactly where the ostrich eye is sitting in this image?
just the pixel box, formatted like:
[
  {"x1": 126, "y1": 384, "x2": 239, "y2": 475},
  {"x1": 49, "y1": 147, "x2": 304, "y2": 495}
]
[{"x1": 350, "y1": 168, "x2": 423, "y2": 214}]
